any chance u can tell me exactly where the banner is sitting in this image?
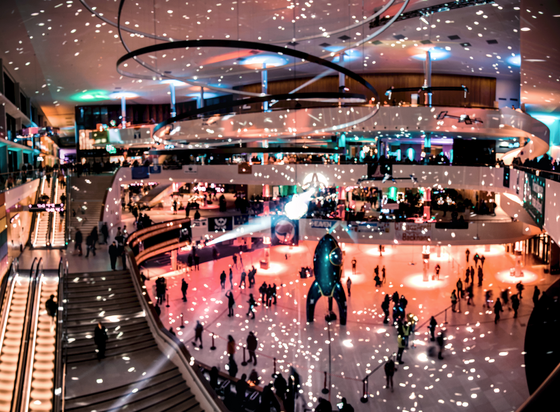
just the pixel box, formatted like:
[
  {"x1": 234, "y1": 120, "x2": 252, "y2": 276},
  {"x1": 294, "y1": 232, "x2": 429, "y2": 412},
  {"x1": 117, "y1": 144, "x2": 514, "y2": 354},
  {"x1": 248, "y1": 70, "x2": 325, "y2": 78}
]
[
  {"x1": 309, "y1": 219, "x2": 337, "y2": 229},
  {"x1": 234, "y1": 215, "x2": 250, "y2": 226},
  {"x1": 131, "y1": 167, "x2": 149, "y2": 179},
  {"x1": 350, "y1": 222, "x2": 390, "y2": 233},
  {"x1": 183, "y1": 165, "x2": 198, "y2": 174},
  {"x1": 208, "y1": 216, "x2": 233, "y2": 231},
  {"x1": 395, "y1": 222, "x2": 431, "y2": 242},
  {"x1": 523, "y1": 173, "x2": 545, "y2": 227},
  {"x1": 149, "y1": 165, "x2": 162, "y2": 174}
]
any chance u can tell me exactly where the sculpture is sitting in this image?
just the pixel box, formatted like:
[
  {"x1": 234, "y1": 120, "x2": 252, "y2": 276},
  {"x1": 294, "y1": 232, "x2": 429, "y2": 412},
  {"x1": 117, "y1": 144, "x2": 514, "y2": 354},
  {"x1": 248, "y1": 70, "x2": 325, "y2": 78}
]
[{"x1": 306, "y1": 234, "x2": 347, "y2": 325}]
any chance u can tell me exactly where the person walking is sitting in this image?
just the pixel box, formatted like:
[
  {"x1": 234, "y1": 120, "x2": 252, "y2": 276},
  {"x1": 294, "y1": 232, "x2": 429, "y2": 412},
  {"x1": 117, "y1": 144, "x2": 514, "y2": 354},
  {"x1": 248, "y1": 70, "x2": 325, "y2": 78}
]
[
  {"x1": 382, "y1": 265, "x2": 386, "y2": 284},
  {"x1": 396, "y1": 334, "x2": 405, "y2": 364},
  {"x1": 511, "y1": 294, "x2": 520, "y2": 318},
  {"x1": 516, "y1": 281, "x2": 524, "y2": 299},
  {"x1": 74, "y1": 228, "x2": 83, "y2": 256},
  {"x1": 246, "y1": 294, "x2": 256, "y2": 319},
  {"x1": 473, "y1": 253, "x2": 480, "y2": 267},
  {"x1": 85, "y1": 233, "x2": 95, "y2": 257},
  {"x1": 466, "y1": 284, "x2": 474, "y2": 306},
  {"x1": 465, "y1": 248, "x2": 470, "y2": 263},
  {"x1": 351, "y1": 258, "x2": 357, "y2": 274},
  {"x1": 533, "y1": 286, "x2": 541, "y2": 306},
  {"x1": 90, "y1": 227, "x2": 99, "y2": 250},
  {"x1": 485, "y1": 290, "x2": 493, "y2": 309},
  {"x1": 346, "y1": 277, "x2": 352, "y2": 296},
  {"x1": 259, "y1": 282, "x2": 268, "y2": 306},
  {"x1": 477, "y1": 266, "x2": 484, "y2": 286},
  {"x1": 220, "y1": 271, "x2": 227, "y2": 290},
  {"x1": 494, "y1": 298, "x2": 503, "y2": 324},
  {"x1": 247, "y1": 331, "x2": 258, "y2": 366},
  {"x1": 428, "y1": 316, "x2": 437, "y2": 341},
  {"x1": 229, "y1": 268, "x2": 233, "y2": 289},
  {"x1": 374, "y1": 265, "x2": 379, "y2": 282},
  {"x1": 108, "y1": 241, "x2": 119, "y2": 270},
  {"x1": 226, "y1": 290, "x2": 235, "y2": 317},
  {"x1": 194, "y1": 320, "x2": 203, "y2": 348},
  {"x1": 194, "y1": 254, "x2": 200, "y2": 270},
  {"x1": 100, "y1": 223, "x2": 109, "y2": 244},
  {"x1": 480, "y1": 255, "x2": 486, "y2": 267},
  {"x1": 435, "y1": 264, "x2": 441, "y2": 280},
  {"x1": 240, "y1": 269, "x2": 247, "y2": 288},
  {"x1": 382, "y1": 295, "x2": 390, "y2": 324},
  {"x1": 384, "y1": 357, "x2": 395, "y2": 392},
  {"x1": 451, "y1": 290, "x2": 458, "y2": 312},
  {"x1": 181, "y1": 279, "x2": 188, "y2": 302},
  {"x1": 500, "y1": 289, "x2": 509, "y2": 306},
  {"x1": 374, "y1": 273, "x2": 382, "y2": 288},
  {"x1": 227, "y1": 335, "x2": 236, "y2": 362},
  {"x1": 232, "y1": 254, "x2": 238, "y2": 269},
  {"x1": 94, "y1": 322, "x2": 108, "y2": 361}
]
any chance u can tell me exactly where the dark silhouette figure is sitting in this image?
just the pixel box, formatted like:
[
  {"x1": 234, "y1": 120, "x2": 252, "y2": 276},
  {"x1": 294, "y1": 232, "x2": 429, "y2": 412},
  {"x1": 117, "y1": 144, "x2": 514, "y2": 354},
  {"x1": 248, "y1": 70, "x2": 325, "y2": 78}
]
[
  {"x1": 384, "y1": 358, "x2": 395, "y2": 392},
  {"x1": 533, "y1": 286, "x2": 541, "y2": 306},
  {"x1": 428, "y1": 316, "x2": 437, "y2": 341},
  {"x1": 181, "y1": 279, "x2": 188, "y2": 302},
  {"x1": 94, "y1": 322, "x2": 108, "y2": 360},
  {"x1": 194, "y1": 320, "x2": 203, "y2": 348},
  {"x1": 511, "y1": 294, "x2": 520, "y2": 318},
  {"x1": 226, "y1": 290, "x2": 235, "y2": 317},
  {"x1": 46, "y1": 294, "x2": 57, "y2": 320},
  {"x1": 247, "y1": 331, "x2": 258, "y2": 365},
  {"x1": 494, "y1": 298, "x2": 503, "y2": 323},
  {"x1": 109, "y1": 241, "x2": 119, "y2": 270},
  {"x1": 247, "y1": 294, "x2": 256, "y2": 319},
  {"x1": 382, "y1": 295, "x2": 390, "y2": 324}
]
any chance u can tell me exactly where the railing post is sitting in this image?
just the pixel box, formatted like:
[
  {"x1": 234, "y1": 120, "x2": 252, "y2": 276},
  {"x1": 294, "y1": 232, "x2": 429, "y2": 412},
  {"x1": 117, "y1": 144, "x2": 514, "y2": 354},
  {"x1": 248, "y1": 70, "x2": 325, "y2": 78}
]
[
  {"x1": 180, "y1": 313, "x2": 185, "y2": 328},
  {"x1": 166, "y1": 293, "x2": 170, "y2": 308},
  {"x1": 360, "y1": 378, "x2": 368, "y2": 403},
  {"x1": 210, "y1": 333, "x2": 216, "y2": 350},
  {"x1": 241, "y1": 347, "x2": 247, "y2": 366},
  {"x1": 444, "y1": 308, "x2": 448, "y2": 324},
  {"x1": 321, "y1": 371, "x2": 329, "y2": 394}
]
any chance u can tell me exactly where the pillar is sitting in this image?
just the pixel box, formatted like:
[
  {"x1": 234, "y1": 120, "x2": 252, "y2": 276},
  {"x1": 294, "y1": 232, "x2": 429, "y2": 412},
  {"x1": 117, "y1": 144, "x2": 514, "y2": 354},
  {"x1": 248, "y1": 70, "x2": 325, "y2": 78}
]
[
  {"x1": 262, "y1": 63, "x2": 269, "y2": 112},
  {"x1": 121, "y1": 96, "x2": 127, "y2": 128},
  {"x1": 423, "y1": 188, "x2": 431, "y2": 220},
  {"x1": 197, "y1": 87, "x2": 205, "y2": 109},
  {"x1": 171, "y1": 249, "x2": 178, "y2": 272},
  {"x1": 423, "y1": 50, "x2": 432, "y2": 106},
  {"x1": 169, "y1": 83, "x2": 176, "y2": 118}
]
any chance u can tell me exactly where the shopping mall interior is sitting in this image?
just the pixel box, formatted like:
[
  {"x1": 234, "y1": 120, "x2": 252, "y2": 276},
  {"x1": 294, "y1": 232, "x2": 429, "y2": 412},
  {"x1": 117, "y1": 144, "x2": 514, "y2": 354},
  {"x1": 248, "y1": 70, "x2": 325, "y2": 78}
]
[{"x1": 0, "y1": 0, "x2": 559, "y2": 411}]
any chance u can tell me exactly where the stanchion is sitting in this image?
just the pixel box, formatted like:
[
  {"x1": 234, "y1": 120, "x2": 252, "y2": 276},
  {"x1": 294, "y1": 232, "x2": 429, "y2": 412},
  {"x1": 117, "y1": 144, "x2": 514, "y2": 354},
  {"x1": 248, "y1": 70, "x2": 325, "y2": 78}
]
[
  {"x1": 210, "y1": 333, "x2": 216, "y2": 350},
  {"x1": 166, "y1": 293, "x2": 170, "y2": 308},
  {"x1": 444, "y1": 308, "x2": 448, "y2": 324},
  {"x1": 321, "y1": 371, "x2": 329, "y2": 394},
  {"x1": 273, "y1": 358, "x2": 277, "y2": 376},
  {"x1": 360, "y1": 378, "x2": 368, "y2": 403},
  {"x1": 241, "y1": 347, "x2": 248, "y2": 366},
  {"x1": 180, "y1": 313, "x2": 185, "y2": 328}
]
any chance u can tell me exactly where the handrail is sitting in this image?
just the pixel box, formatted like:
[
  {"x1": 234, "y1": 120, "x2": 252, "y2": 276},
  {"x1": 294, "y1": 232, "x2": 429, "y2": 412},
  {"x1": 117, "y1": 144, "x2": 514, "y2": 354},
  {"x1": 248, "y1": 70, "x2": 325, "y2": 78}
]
[
  {"x1": 52, "y1": 256, "x2": 65, "y2": 412},
  {"x1": 125, "y1": 247, "x2": 230, "y2": 412},
  {"x1": 99, "y1": 169, "x2": 120, "y2": 223},
  {"x1": 28, "y1": 176, "x2": 45, "y2": 248},
  {"x1": 45, "y1": 173, "x2": 57, "y2": 247},
  {"x1": 11, "y1": 257, "x2": 38, "y2": 411},
  {"x1": 127, "y1": 217, "x2": 190, "y2": 247},
  {"x1": 0, "y1": 260, "x2": 18, "y2": 367}
]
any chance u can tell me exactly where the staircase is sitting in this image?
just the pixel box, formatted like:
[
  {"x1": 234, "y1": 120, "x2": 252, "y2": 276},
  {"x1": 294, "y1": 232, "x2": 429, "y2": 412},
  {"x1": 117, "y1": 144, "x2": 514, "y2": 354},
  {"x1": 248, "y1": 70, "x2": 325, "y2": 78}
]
[
  {"x1": 68, "y1": 175, "x2": 114, "y2": 244},
  {"x1": 64, "y1": 270, "x2": 203, "y2": 412},
  {"x1": 32, "y1": 178, "x2": 52, "y2": 248}
]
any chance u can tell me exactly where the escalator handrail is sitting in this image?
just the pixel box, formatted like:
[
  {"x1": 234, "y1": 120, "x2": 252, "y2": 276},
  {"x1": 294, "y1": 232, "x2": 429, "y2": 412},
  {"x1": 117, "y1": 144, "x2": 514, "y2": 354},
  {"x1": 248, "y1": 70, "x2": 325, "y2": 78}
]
[
  {"x1": 0, "y1": 259, "x2": 19, "y2": 363},
  {"x1": 28, "y1": 176, "x2": 45, "y2": 247},
  {"x1": 46, "y1": 173, "x2": 57, "y2": 247},
  {"x1": 11, "y1": 257, "x2": 41, "y2": 412},
  {"x1": 52, "y1": 256, "x2": 65, "y2": 412}
]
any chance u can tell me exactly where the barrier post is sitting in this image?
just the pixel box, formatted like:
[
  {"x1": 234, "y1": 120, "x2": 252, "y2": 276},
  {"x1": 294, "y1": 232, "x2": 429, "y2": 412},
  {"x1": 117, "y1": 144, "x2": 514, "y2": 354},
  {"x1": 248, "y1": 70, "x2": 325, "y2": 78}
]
[
  {"x1": 360, "y1": 378, "x2": 368, "y2": 403},
  {"x1": 273, "y1": 358, "x2": 277, "y2": 375},
  {"x1": 321, "y1": 371, "x2": 329, "y2": 394},
  {"x1": 210, "y1": 333, "x2": 216, "y2": 351},
  {"x1": 166, "y1": 293, "x2": 170, "y2": 308},
  {"x1": 241, "y1": 347, "x2": 248, "y2": 366},
  {"x1": 444, "y1": 308, "x2": 448, "y2": 324},
  {"x1": 180, "y1": 313, "x2": 185, "y2": 328}
]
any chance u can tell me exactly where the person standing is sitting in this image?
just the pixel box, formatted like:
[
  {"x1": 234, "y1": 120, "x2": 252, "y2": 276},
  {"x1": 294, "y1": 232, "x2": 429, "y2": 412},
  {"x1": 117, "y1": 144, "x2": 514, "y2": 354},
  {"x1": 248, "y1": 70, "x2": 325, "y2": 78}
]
[
  {"x1": 346, "y1": 276, "x2": 352, "y2": 297},
  {"x1": 94, "y1": 322, "x2": 108, "y2": 361},
  {"x1": 193, "y1": 321, "x2": 203, "y2": 348},
  {"x1": 46, "y1": 294, "x2": 58, "y2": 321},
  {"x1": 384, "y1": 357, "x2": 395, "y2": 392},
  {"x1": 194, "y1": 254, "x2": 200, "y2": 270},
  {"x1": 382, "y1": 295, "x2": 390, "y2": 324},
  {"x1": 451, "y1": 290, "x2": 458, "y2": 312},
  {"x1": 477, "y1": 266, "x2": 484, "y2": 286},
  {"x1": 240, "y1": 269, "x2": 246, "y2": 288},
  {"x1": 382, "y1": 265, "x2": 386, "y2": 284},
  {"x1": 227, "y1": 335, "x2": 236, "y2": 362},
  {"x1": 101, "y1": 223, "x2": 109, "y2": 245},
  {"x1": 473, "y1": 253, "x2": 479, "y2": 267},
  {"x1": 259, "y1": 282, "x2": 268, "y2": 305},
  {"x1": 374, "y1": 273, "x2": 381, "y2": 288},
  {"x1": 74, "y1": 228, "x2": 83, "y2": 256},
  {"x1": 229, "y1": 268, "x2": 233, "y2": 289},
  {"x1": 533, "y1": 286, "x2": 541, "y2": 306},
  {"x1": 436, "y1": 331, "x2": 445, "y2": 360},
  {"x1": 396, "y1": 334, "x2": 405, "y2": 364},
  {"x1": 338, "y1": 398, "x2": 355, "y2": 412},
  {"x1": 456, "y1": 278, "x2": 463, "y2": 299},
  {"x1": 246, "y1": 294, "x2": 256, "y2": 319},
  {"x1": 85, "y1": 234, "x2": 94, "y2": 257},
  {"x1": 236, "y1": 373, "x2": 248, "y2": 405},
  {"x1": 351, "y1": 258, "x2": 357, "y2": 274},
  {"x1": 226, "y1": 290, "x2": 235, "y2": 317},
  {"x1": 466, "y1": 284, "x2": 474, "y2": 306},
  {"x1": 435, "y1": 264, "x2": 441, "y2": 280},
  {"x1": 220, "y1": 271, "x2": 227, "y2": 290},
  {"x1": 511, "y1": 294, "x2": 520, "y2": 318},
  {"x1": 232, "y1": 254, "x2": 238, "y2": 269},
  {"x1": 494, "y1": 298, "x2": 503, "y2": 324},
  {"x1": 181, "y1": 279, "x2": 188, "y2": 302},
  {"x1": 428, "y1": 316, "x2": 437, "y2": 341},
  {"x1": 480, "y1": 255, "x2": 486, "y2": 267},
  {"x1": 272, "y1": 283, "x2": 277, "y2": 304},
  {"x1": 90, "y1": 227, "x2": 99, "y2": 250},
  {"x1": 374, "y1": 265, "x2": 379, "y2": 282},
  {"x1": 465, "y1": 248, "x2": 470, "y2": 263},
  {"x1": 108, "y1": 241, "x2": 119, "y2": 270},
  {"x1": 247, "y1": 331, "x2": 258, "y2": 366}
]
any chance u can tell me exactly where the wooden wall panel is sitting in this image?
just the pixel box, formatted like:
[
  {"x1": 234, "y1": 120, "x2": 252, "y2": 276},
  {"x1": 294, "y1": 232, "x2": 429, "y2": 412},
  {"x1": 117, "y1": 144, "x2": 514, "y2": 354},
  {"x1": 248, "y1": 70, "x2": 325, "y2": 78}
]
[{"x1": 235, "y1": 73, "x2": 496, "y2": 110}]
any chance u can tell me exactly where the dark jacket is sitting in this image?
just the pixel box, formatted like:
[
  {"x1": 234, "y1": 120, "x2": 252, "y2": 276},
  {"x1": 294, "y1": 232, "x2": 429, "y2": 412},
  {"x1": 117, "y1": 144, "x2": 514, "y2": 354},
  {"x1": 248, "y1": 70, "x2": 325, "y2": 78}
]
[
  {"x1": 75, "y1": 230, "x2": 83, "y2": 244},
  {"x1": 94, "y1": 325, "x2": 108, "y2": 346},
  {"x1": 247, "y1": 333, "x2": 257, "y2": 351}
]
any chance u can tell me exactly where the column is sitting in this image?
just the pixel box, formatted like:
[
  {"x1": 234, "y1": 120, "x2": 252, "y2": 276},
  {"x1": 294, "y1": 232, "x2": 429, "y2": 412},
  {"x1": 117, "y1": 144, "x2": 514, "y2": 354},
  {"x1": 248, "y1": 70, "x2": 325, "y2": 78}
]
[
  {"x1": 169, "y1": 83, "x2": 177, "y2": 118},
  {"x1": 121, "y1": 96, "x2": 127, "y2": 128},
  {"x1": 423, "y1": 50, "x2": 432, "y2": 106},
  {"x1": 262, "y1": 63, "x2": 269, "y2": 112}
]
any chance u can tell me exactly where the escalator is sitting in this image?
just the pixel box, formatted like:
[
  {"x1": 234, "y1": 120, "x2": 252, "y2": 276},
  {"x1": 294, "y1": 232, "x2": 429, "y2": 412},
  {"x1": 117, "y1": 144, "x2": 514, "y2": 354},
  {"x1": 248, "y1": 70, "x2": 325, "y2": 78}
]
[
  {"x1": 31, "y1": 174, "x2": 67, "y2": 249},
  {"x1": 0, "y1": 257, "x2": 64, "y2": 411}
]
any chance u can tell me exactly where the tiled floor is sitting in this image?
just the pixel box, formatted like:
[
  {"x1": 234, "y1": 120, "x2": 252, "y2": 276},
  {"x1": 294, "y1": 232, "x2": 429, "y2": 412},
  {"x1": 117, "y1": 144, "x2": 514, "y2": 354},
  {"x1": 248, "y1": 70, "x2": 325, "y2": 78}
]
[{"x1": 143, "y1": 242, "x2": 553, "y2": 412}]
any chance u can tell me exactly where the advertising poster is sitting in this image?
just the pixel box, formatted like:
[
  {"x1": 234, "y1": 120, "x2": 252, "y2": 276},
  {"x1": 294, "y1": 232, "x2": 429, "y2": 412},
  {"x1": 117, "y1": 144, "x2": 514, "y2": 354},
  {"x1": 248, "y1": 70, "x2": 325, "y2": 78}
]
[
  {"x1": 271, "y1": 215, "x2": 299, "y2": 246},
  {"x1": 395, "y1": 222, "x2": 431, "y2": 242},
  {"x1": 523, "y1": 173, "x2": 545, "y2": 228},
  {"x1": 208, "y1": 216, "x2": 233, "y2": 231}
]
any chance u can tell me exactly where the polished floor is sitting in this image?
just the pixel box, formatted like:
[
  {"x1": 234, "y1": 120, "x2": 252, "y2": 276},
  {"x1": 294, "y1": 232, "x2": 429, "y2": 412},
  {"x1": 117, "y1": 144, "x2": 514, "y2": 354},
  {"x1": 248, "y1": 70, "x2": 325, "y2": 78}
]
[{"x1": 144, "y1": 242, "x2": 552, "y2": 412}]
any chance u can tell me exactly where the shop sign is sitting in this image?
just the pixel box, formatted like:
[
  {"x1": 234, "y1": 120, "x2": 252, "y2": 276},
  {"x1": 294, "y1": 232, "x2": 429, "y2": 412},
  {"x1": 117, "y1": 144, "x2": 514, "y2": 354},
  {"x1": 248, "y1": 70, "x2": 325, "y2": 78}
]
[
  {"x1": 309, "y1": 219, "x2": 336, "y2": 229},
  {"x1": 395, "y1": 222, "x2": 431, "y2": 242}
]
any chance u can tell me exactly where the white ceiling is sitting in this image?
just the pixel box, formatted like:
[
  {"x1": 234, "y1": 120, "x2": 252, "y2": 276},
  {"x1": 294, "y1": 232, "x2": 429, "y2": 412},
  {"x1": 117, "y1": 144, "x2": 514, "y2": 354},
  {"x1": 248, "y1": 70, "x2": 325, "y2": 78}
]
[{"x1": 0, "y1": 0, "x2": 533, "y2": 129}]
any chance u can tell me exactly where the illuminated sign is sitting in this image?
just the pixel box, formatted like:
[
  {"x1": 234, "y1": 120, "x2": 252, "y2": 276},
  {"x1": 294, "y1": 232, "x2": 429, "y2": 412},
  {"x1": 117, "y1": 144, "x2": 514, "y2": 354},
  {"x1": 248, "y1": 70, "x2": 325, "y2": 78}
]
[
  {"x1": 302, "y1": 172, "x2": 329, "y2": 190},
  {"x1": 106, "y1": 145, "x2": 117, "y2": 154},
  {"x1": 29, "y1": 203, "x2": 65, "y2": 212}
]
